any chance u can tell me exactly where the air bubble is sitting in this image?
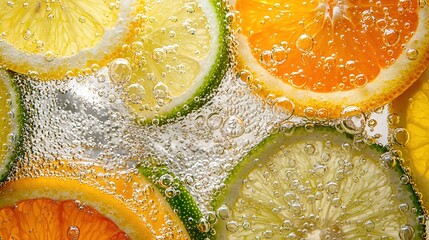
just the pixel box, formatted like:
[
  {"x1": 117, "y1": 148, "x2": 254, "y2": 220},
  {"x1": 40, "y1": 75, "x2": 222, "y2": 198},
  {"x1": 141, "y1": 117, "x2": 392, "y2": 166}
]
[
  {"x1": 152, "y1": 48, "x2": 166, "y2": 63},
  {"x1": 44, "y1": 51, "x2": 55, "y2": 62},
  {"x1": 109, "y1": 58, "x2": 132, "y2": 84},
  {"x1": 275, "y1": 97, "x2": 295, "y2": 119},
  {"x1": 67, "y1": 226, "x2": 80, "y2": 240},
  {"x1": 197, "y1": 218, "x2": 211, "y2": 233},
  {"x1": 221, "y1": 116, "x2": 245, "y2": 138},
  {"x1": 158, "y1": 174, "x2": 174, "y2": 188},
  {"x1": 392, "y1": 128, "x2": 409, "y2": 147},
  {"x1": 126, "y1": 84, "x2": 145, "y2": 104},
  {"x1": 325, "y1": 181, "x2": 339, "y2": 194},
  {"x1": 296, "y1": 34, "x2": 314, "y2": 52},
  {"x1": 271, "y1": 46, "x2": 288, "y2": 64},
  {"x1": 340, "y1": 106, "x2": 366, "y2": 134},
  {"x1": 217, "y1": 205, "x2": 231, "y2": 220},
  {"x1": 364, "y1": 220, "x2": 375, "y2": 232},
  {"x1": 399, "y1": 225, "x2": 415, "y2": 240},
  {"x1": 226, "y1": 221, "x2": 239, "y2": 233},
  {"x1": 260, "y1": 50, "x2": 272, "y2": 65},
  {"x1": 383, "y1": 28, "x2": 400, "y2": 46},
  {"x1": 406, "y1": 49, "x2": 418, "y2": 60},
  {"x1": 207, "y1": 113, "x2": 223, "y2": 130}
]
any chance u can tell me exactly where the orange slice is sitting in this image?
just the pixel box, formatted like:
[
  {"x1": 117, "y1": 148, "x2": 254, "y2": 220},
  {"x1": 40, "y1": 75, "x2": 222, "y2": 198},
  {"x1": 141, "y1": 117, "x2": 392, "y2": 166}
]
[
  {"x1": 391, "y1": 65, "x2": 429, "y2": 209},
  {"x1": 0, "y1": 0, "x2": 144, "y2": 80},
  {"x1": 233, "y1": 0, "x2": 429, "y2": 118},
  {"x1": 0, "y1": 160, "x2": 191, "y2": 239}
]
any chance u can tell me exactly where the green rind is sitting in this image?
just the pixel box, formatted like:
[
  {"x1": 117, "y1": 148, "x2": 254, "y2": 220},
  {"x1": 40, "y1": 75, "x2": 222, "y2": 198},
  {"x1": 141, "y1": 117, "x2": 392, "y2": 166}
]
[
  {"x1": 0, "y1": 70, "x2": 26, "y2": 182},
  {"x1": 139, "y1": 165, "x2": 212, "y2": 239},
  {"x1": 212, "y1": 126, "x2": 426, "y2": 239},
  {"x1": 140, "y1": 0, "x2": 230, "y2": 126}
]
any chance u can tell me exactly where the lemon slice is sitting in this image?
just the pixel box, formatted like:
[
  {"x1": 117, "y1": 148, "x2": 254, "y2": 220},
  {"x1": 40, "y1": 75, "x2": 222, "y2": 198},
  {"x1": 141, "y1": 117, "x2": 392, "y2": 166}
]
[
  {"x1": 118, "y1": 0, "x2": 228, "y2": 123},
  {"x1": 213, "y1": 127, "x2": 426, "y2": 239},
  {"x1": 0, "y1": 70, "x2": 22, "y2": 181},
  {"x1": 391, "y1": 66, "x2": 429, "y2": 210},
  {"x1": 0, "y1": 0, "x2": 143, "y2": 80}
]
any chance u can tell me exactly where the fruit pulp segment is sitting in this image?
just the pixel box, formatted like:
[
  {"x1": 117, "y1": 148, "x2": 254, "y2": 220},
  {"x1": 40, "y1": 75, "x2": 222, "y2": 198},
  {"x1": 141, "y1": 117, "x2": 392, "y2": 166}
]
[
  {"x1": 236, "y1": 0, "x2": 419, "y2": 92},
  {"x1": 0, "y1": 0, "x2": 120, "y2": 56}
]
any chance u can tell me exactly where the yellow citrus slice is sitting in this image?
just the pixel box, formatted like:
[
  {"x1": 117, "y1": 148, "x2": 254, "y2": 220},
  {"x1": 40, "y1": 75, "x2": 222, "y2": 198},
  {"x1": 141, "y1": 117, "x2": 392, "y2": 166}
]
[
  {"x1": 115, "y1": 0, "x2": 228, "y2": 123},
  {"x1": 233, "y1": 0, "x2": 429, "y2": 118},
  {"x1": 0, "y1": 70, "x2": 22, "y2": 181},
  {"x1": 0, "y1": 160, "x2": 191, "y2": 239},
  {"x1": 391, "y1": 65, "x2": 429, "y2": 209},
  {"x1": 0, "y1": 0, "x2": 143, "y2": 80}
]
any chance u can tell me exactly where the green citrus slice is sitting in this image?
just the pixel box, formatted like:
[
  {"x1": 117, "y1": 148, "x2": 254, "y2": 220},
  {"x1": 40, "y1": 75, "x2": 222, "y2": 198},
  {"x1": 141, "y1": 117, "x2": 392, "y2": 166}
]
[
  {"x1": 120, "y1": 0, "x2": 228, "y2": 124},
  {"x1": 213, "y1": 127, "x2": 425, "y2": 239},
  {"x1": 0, "y1": 70, "x2": 22, "y2": 181},
  {"x1": 139, "y1": 165, "x2": 213, "y2": 239}
]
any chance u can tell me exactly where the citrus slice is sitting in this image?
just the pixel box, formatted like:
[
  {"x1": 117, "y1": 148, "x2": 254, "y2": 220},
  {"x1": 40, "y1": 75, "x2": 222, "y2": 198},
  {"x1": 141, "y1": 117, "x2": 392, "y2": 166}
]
[
  {"x1": 0, "y1": 70, "x2": 22, "y2": 181},
  {"x1": 140, "y1": 165, "x2": 213, "y2": 239},
  {"x1": 391, "y1": 65, "x2": 429, "y2": 210},
  {"x1": 213, "y1": 127, "x2": 426, "y2": 239},
  {"x1": 232, "y1": 0, "x2": 429, "y2": 118},
  {"x1": 0, "y1": 0, "x2": 143, "y2": 80},
  {"x1": 0, "y1": 160, "x2": 193, "y2": 239},
  {"x1": 117, "y1": 0, "x2": 228, "y2": 123}
]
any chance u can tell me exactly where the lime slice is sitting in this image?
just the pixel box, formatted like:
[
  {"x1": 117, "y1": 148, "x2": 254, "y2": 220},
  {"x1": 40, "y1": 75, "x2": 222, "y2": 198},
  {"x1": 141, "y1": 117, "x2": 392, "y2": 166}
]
[
  {"x1": 213, "y1": 127, "x2": 425, "y2": 239},
  {"x1": 121, "y1": 0, "x2": 229, "y2": 124},
  {"x1": 139, "y1": 165, "x2": 212, "y2": 239},
  {"x1": 0, "y1": 70, "x2": 23, "y2": 181}
]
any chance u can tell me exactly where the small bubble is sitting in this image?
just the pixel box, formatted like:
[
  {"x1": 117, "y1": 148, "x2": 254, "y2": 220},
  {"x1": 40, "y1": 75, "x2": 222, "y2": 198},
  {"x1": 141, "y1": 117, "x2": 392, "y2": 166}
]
[
  {"x1": 109, "y1": 58, "x2": 132, "y2": 84},
  {"x1": 340, "y1": 106, "x2": 366, "y2": 134},
  {"x1": 399, "y1": 225, "x2": 415, "y2": 240},
  {"x1": 126, "y1": 84, "x2": 145, "y2": 104},
  {"x1": 197, "y1": 218, "x2": 211, "y2": 233},
  {"x1": 383, "y1": 28, "x2": 400, "y2": 46},
  {"x1": 271, "y1": 46, "x2": 288, "y2": 64},
  {"x1": 44, "y1": 51, "x2": 55, "y2": 62},
  {"x1": 237, "y1": 69, "x2": 253, "y2": 82},
  {"x1": 158, "y1": 174, "x2": 174, "y2": 188},
  {"x1": 296, "y1": 34, "x2": 314, "y2": 52},
  {"x1": 406, "y1": 48, "x2": 418, "y2": 60},
  {"x1": 304, "y1": 144, "x2": 316, "y2": 155},
  {"x1": 325, "y1": 181, "x2": 339, "y2": 194},
  {"x1": 221, "y1": 116, "x2": 245, "y2": 138},
  {"x1": 260, "y1": 50, "x2": 272, "y2": 65},
  {"x1": 79, "y1": 16, "x2": 86, "y2": 23},
  {"x1": 399, "y1": 203, "x2": 409, "y2": 213},
  {"x1": 275, "y1": 96, "x2": 295, "y2": 119},
  {"x1": 364, "y1": 220, "x2": 375, "y2": 232},
  {"x1": 67, "y1": 226, "x2": 80, "y2": 240},
  {"x1": 392, "y1": 128, "x2": 409, "y2": 147},
  {"x1": 216, "y1": 205, "x2": 231, "y2": 220},
  {"x1": 226, "y1": 221, "x2": 239, "y2": 233},
  {"x1": 207, "y1": 113, "x2": 223, "y2": 130},
  {"x1": 152, "y1": 48, "x2": 166, "y2": 63},
  {"x1": 289, "y1": 71, "x2": 307, "y2": 88}
]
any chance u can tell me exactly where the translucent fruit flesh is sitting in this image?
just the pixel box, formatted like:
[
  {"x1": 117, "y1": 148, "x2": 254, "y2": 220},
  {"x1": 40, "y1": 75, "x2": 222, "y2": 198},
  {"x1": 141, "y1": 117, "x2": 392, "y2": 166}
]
[
  {"x1": 213, "y1": 128, "x2": 425, "y2": 239},
  {"x1": 234, "y1": 0, "x2": 429, "y2": 117}
]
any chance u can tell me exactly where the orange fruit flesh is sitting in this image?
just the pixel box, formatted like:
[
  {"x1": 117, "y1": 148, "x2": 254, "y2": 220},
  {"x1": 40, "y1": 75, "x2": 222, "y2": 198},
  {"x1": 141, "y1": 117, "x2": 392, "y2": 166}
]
[
  {"x1": 236, "y1": 0, "x2": 418, "y2": 93},
  {"x1": 0, "y1": 160, "x2": 191, "y2": 239},
  {"x1": 0, "y1": 198, "x2": 128, "y2": 240}
]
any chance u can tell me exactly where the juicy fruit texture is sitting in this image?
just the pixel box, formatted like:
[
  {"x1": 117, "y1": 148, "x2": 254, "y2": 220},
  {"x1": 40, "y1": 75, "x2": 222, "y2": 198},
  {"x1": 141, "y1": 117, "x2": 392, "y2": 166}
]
[
  {"x1": 233, "y1": 0, "x2": 429, "y2": 118},
  {"x1": 0, "y1": 0, "x2": 142, "y2": 80},
  {"x1": 0, "y1": 161, "x2": 193, "y2": 239},
  {"x1": 213, "y1": 128, "x2": 425, "y2": 239},
  {"x1": 0, "y1": 198, "x2": 129, "y2": 240},
  {"x1": 391, "y1": 67, "x2": 429, "y2": 210},
  {"x1": 119, "y1": 0, "x2": 228, "y2": 123},
  {"x1": 0, "y1": 70, "x2": 21, "y2": 181}
]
